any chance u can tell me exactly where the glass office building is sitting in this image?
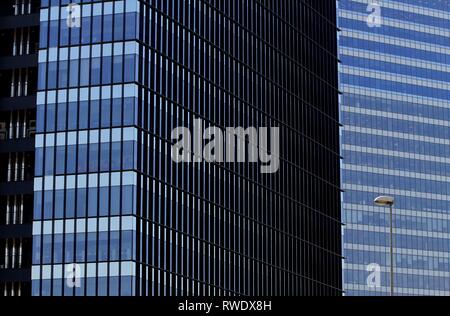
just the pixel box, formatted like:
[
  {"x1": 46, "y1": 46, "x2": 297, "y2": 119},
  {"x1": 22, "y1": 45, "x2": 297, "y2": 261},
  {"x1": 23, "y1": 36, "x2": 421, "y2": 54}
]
[
  {"x1": 339, "y1": 0, "x2": 450, "y2": 295},
  {"x1": 30, "y1": 0, "x2": 342, "y2": 296},
  {"x1": 0, "y1": 0, "x2": 40, "y2": 296}
]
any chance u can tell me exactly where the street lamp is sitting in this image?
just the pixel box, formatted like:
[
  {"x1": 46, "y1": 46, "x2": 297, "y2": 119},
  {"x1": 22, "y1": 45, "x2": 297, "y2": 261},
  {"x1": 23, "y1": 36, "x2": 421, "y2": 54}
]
[{"x1": 374, "y1": 196, "x2": 395, "y2": 296}]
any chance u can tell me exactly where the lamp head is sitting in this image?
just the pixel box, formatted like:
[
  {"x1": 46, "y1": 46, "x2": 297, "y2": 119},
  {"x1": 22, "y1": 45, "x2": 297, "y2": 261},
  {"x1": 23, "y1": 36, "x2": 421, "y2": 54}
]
[{"x1": 374, "y1": 196, "x2": 395, "y2": 206}]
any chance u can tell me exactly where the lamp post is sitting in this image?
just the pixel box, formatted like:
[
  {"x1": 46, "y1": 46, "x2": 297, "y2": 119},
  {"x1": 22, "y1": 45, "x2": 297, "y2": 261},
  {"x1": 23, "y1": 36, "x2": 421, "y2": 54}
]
[{"x1": 374, "y1": 196, "x2": 395, "y2": 296}]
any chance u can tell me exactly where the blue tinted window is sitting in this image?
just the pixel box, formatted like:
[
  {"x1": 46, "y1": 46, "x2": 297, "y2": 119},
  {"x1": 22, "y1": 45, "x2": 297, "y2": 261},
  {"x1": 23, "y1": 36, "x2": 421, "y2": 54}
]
[
  {"x1": 46, "y1": 103, "x2": 56, "y2": 131},
  {"x1": 87, "y1": 232, "x2": 97, "y2": 262},
  {"x1": 88, "y1": 143, "x2": 98, "y2": 172},
  {"x1": 90, "y1": 100, "x2": 100, "y2": 129},
  {"x1": 102, "y1": 56, "x2": 112, "y2": 84},
  {"x1": 78, "y1": 144, "x2": 88, "y2": 173},
  {"x1": 100, "y1": 143, "x2": 110, "y2": 172},
  {"x1": 79, "y1": 101, "x2": 89, "y2": 129},
  {"x1": 114, "y1": 14, "x2": 124, "y2": 41},
  {"x1": 54, "y1": 190, "x2": 64, "y2": 219},
  {"x1": 55, "y1": 147, "x2": 66, "y2": 174},
  {"x1": 98, "y1": 231, "x2": 108, "y2": 261},
  {"x1": 65, "y1": 233, "x2": 74, "y2": 262},
  {"x1": 57, "y1": 102, "x2": 67, "y2": 131},
  {"x1": 68, "y1": 102, "x2": 78, "y2": 130},
  {"x1": 125, "y1": 13, "x2": 136, "y2": 40},
  {"x1": 34, "y1": 194, "x2": 42, "y2": 220},
  {"x1": 113, "y1": 56, "x2": 123, "y2": 83},
  {"x1": 76, "y1": 233, "x2": 85, "y2": 262},
  {"x1": 54, "y1": 234, "x2": 63, "y2": 263},
  {"x1": 99, "y1": 187, "x2": 109, "y2": 216},
  {"x1": 81, "y1": 16, "x2": 91, "y2": 44},
  {"x1": 80, "y1": 59, "x2": 90, "y2": 86},
  {"x1": 111, "y1": 142, "x2": 121, "y2": 170},
  {"x1": 88, "y1": 187, "x2": 98, "y2": 217},
  {"x1": 66, "y1": 189, "x2": 75, "y2": 218},
  {"x1": 91, "y1": 58, "x2": 101, "y2": 85},
  {"x1": 44, "y1": 147, "x2": 54, "y2": 175},
  {"x1": 77, "y1": 188, "x2": 87, "y2": 218},
  {"x1": 67, "y1": 146, "x2": 76, "y2": 174}
]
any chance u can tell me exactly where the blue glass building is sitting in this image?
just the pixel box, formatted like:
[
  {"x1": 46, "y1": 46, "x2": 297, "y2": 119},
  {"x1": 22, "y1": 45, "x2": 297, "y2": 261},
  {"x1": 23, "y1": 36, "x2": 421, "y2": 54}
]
[
  {"x1": 32, "y1": 0, "x2": 141, "y2": 296},
  {"x1": 28, "y1": 0, "x2": 343, "y2": 296},
  {"x1": 339, "y1": 0, "x2": 450, "y2": 295}
]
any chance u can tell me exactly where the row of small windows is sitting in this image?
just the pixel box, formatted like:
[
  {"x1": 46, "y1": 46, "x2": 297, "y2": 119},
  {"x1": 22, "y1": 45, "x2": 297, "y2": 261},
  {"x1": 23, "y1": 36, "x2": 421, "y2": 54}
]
[
  {"x1": 344, "y1": 190, "x2": 450, "y2": 215},
  {"x1": 344, "y1": 229, "x2": 450, "y2": 253}
]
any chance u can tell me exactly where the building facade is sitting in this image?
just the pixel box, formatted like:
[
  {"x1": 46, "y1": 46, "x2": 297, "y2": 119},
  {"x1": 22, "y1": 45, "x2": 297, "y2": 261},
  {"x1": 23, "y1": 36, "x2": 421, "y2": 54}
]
[
  {"x1": 339, "y1": 0, "x2": 450, "y2": 295},
  {"x1": 29, "y1": 0, "x2": 342, "y2": 296},
  {"x1": 0, "y1": 0, "x2": 40, "y2": 296}
]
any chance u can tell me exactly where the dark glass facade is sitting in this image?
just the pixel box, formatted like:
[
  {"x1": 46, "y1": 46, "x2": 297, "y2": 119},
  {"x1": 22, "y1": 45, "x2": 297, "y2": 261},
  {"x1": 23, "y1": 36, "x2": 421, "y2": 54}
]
[
  {"x1": 0, "y1": 0, "x2": 40, "y2": 296},
  {"x1": 30, "y1": 0, "x2": 342, "y2": 296}
]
